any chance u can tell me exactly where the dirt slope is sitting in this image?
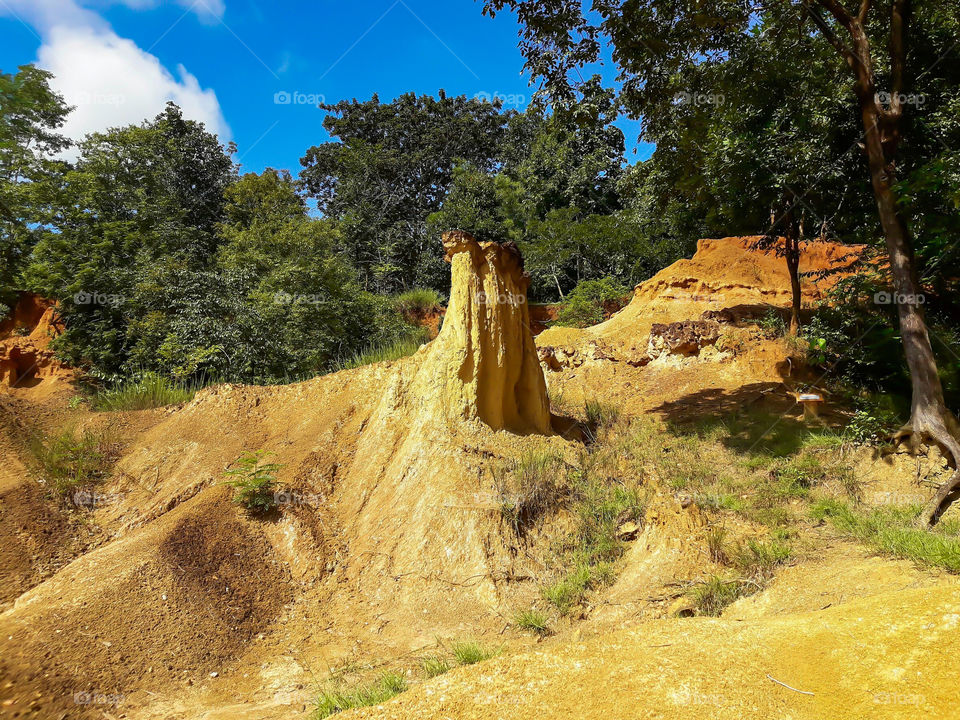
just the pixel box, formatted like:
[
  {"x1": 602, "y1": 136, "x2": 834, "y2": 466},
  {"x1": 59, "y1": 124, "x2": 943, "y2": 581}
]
[
  {"x1": 0, "y1": 233, "x2": 569, "y2": 719},
  {"x1": 345, "y1": 583, "x2": 959, "y2": 720}
]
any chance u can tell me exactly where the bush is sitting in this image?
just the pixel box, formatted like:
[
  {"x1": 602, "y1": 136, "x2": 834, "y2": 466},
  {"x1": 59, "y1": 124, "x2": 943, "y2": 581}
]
[
  {"x1": 756, "y1": 308, "x2": 787, "y2": 338},
  {"x1": 314, "y1": 672, "x2": 408, "y2": 718},
  {"x1": 513, "y1": 608, "x2": 550, "y2": 636},
  {"x1": 93, "y1": 372, "x2": 198, "y2": 411},
  {"x1": 224, "y1": 450, "x2": 282, "y2": 513},
  {"x1": 29, "y1": 427, "x2": 120, "y2": 497},
  {"x1": 553, "y1": 277, "x2": 629, "y2": 328}
]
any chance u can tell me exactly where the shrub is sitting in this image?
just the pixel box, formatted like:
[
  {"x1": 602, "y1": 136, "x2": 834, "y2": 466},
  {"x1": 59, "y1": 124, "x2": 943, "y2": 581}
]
[
  {"x1": 554, "y1": 277, "x2": 629, "y2": 328},
  {"x1": 419, "y1": 656, "x2": 451, "y2": 679},
  {"x1": 224, "y1": 450, "x2": 282, "y2": 513},
  {"x1": 756, "y1": 308, "x2": 787, "y2": 338},
  {"x1": 842, "y1": 398, "x2": 901, "y2": 444},
  {"x1": 513, "y1": 608, "x2": 550, "y2": 636},
  {"x1": 450, "y1": 640, "x2": 500, "y2": 666},
  {"x1": 314, "y1": 672, "x2": 407, "y2": 718},
  {"x1": 29, "y1": 427, "x2": 120, "y2": 497},
  {"x1": 395, "y1": 288, "x2": 443, "y2": 315},
  {"x1": 93, "y1": 372, "x2": 197, "y2": 411}
]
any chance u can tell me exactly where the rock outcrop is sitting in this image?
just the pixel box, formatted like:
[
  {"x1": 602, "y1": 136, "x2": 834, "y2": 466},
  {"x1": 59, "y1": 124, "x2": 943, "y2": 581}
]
[
  {"x1": 647, "y1": 319, "x2": 721, "y2": 360},
  {"x1": 0, "y1": 294, "x2": 70, "y2": 388},
  {"x1": 413, "y1": 231, "x2": 551, "y2": 435}
]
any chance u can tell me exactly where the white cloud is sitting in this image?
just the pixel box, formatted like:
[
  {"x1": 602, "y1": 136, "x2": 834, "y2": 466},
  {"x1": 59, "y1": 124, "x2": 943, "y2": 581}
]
[
  {"x1": 112, "y1": 0, "x2": 226, "y2": 24},
  {"x1": 1, "y1": 0, "x2": 230, "y2": 151}
]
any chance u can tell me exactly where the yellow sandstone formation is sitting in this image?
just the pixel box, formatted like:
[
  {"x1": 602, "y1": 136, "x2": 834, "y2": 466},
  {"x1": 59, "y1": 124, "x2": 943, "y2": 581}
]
[{"x1": 412, "y1": 230, "x2": 551, "y2": 435}]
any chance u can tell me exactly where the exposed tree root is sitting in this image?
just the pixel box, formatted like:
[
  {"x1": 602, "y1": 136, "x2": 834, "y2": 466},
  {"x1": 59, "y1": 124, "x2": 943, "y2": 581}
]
[{"x1": 893, "y1": 417, "x2": 960, "y2": 526}]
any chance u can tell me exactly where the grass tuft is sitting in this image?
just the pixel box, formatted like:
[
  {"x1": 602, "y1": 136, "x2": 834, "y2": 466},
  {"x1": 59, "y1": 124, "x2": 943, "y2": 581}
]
[
  {"x1": 313, "y1": 672, "x2": 408, "y2": 719},
  {"x1": 450, "y1": 640, "x2": 500, "y2": 666},
  {"x1": 689, "y1": 575, "x2": 746, "y2": 616},
  {"x1": 419, "y1": 656, "x2": 451, "y2": 679},
  {"x1": 28, "y1": 427, "x2": 120, "y2": 497},
  {"x1": 513, "y1": 608, "x2": 550, "y2": 636},
  {"x1": 93, "y1": 373, "x2": 197, "y2": 411},
  {"x1": 394, "y1": 288, "x2": 443, "y2": 314},
  {"x1": 812, "y1": 499, "x2": 960, "y2": 573},
  {"x1": 337, "y1": 332, "x2": 428, "y2": 370}
]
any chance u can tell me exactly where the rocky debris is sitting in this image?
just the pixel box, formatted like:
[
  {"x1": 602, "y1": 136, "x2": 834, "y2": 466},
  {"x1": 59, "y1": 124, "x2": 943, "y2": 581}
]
[
  {"x1": 537, "y1": 340, "x2": 615, "y2": 372},
  {"x1": 699, "y1": 308, "x2": 736, "y2": 325},
  {"x1": 647, "y1": 319, "x2": 720, "y2": 360},
  {"x1": 412, "y1": 231, "x2": 551, "y2": 434},
  {"x1": 616, "y1": 521, "x2": 640, "y2": 541}
]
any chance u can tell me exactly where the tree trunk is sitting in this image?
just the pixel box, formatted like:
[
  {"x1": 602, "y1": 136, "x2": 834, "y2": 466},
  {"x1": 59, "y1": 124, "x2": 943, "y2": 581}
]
[
  {"x1": 785, "y1": 224, "x2": 802, "y2": 337},
  {"x1": 850, "y1": 29, "x2": 960, "y2": 525}
]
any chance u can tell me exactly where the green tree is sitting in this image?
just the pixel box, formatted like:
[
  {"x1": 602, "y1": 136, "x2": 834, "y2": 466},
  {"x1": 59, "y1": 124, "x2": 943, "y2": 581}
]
[
  {"x1": 299, "y1": 91, "x2": 513, "y2": 292},
  {"x1": 0, "y1": 65, "x2": 70, "y2": 315},
  {"x1": 425, "y1": 162, "x2": 517, "y2": 245},
  {"x1": 25, "y1": 102, "x2": 239, "y2": 380},
  {"x1": 217, "y1": 170, "x2": 399, "y2": 378}
]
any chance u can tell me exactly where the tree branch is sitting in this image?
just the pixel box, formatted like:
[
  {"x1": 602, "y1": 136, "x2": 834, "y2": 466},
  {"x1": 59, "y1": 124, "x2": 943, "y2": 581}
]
[
  {"x1": 857, "y1": 0, "x2": 872, "y2": 24},
  {"x1": 888, "y1": 0, "x2": 910, "y2": 120},
  {"x1": 802, "y1": 0, "x2": 856, "y2": 67},
  {"x1": 817, "y1": 0, "x2": 854, "y2": 28}
]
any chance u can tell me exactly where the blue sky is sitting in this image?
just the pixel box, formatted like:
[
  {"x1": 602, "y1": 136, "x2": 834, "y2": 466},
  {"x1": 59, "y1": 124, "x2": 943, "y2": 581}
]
[{"x1": 0, "y1": 0, "x2": 653, "y2": 175}]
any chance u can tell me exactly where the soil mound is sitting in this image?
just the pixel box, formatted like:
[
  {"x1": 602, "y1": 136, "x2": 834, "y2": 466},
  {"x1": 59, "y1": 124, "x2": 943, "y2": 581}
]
[
  {"x1": 534, "y1": 237, "x2": 865, "y2": 419},
  {"x1": 539, "y1": 236, "x2": 864, "y2": 350}
]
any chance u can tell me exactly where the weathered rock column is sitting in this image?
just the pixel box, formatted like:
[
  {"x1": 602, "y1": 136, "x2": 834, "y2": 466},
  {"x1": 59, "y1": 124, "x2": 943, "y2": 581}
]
[{"x1": 413, "y1": 231, "x2": 551, "y2": 435}]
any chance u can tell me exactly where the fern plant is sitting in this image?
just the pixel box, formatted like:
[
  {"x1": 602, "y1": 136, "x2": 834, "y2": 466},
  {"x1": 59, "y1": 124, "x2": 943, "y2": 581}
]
[{"x1": 224, "y1": 450, "x2": 282, "y2": 513}]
